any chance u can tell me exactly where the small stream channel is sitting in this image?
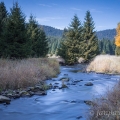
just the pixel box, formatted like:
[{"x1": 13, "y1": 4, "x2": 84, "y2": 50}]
[{"x1": 0, "y1": 64, "x2": 120, "y2": 120}]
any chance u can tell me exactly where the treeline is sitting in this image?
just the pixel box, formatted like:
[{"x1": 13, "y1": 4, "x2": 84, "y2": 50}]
[
  {"x1": 48, "y1": 14, "x2": 116, "y2": 61},
  {"x1": 48, "y1": 36, "x2": 116, "y2": 56},
  {"x1": 46, "y1": 25, "x2": 116, "y2": 57},
  {"x1": 40, "y1": 25, "x2": 116, "y2": 40},
  {"x1": 40, "y1": 25, "x2": 63, "y2": 37},
  {"x1": 0, "y1": 2, "x2": 48, "y2": 59},
  {"x1": 57, "y1": 12, "x2": 99, "y2": 64},
  {"x1": 47, "y1": 36, "x2": 61, "y2": 55},
  {"x1": 99, "y1": 39, "x2": 115, "y2": 55},
  {"x1": 96, "y1": 29, "x2": 116, "y2": 40}
]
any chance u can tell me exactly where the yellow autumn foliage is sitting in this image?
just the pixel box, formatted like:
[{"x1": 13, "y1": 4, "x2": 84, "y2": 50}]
[
  {"x1": 115, "y1": 23, "x2": 120, "y2": 47},
  {"x1": 115, "y1": 36, "x2": 120, "y2": 47}
]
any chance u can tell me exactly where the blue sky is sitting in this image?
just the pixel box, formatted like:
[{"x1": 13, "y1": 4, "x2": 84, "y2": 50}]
[{"x1": 2, "y1": 0, "x2": 120, "y2": 31}]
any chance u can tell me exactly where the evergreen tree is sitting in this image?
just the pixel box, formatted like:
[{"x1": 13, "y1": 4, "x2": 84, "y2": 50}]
[
  {"x1": 27, "y1": 15, "x2": 48, "y2": 57},
  {"x1": 0, "y1": 2, "x2": 8, "y2": 57},
  {"x1": 27, "y1": 15, "x2": 39, "y2": 57},
  {"x1": 35, "y1": 28, "x2": 48, "y2": 57},
  {"x1": 48, "y1": 36, "x2": 61, "y2": 55},
  {"x1": 3, "y1": 2, "x2": 31, "y2": 58},
  {"x1": 58, "y1": 15, "x2": 83, "y2": 64},
  {"x1": 98, "y1": 39, "x2": 115, "y2": 55},
  {"x1": 110, "y1": 39, "x2": 115, "y2": 55},
  {"x1": 82, "y1": 11, "x2": 99, "y2": 60},
  {"x1": 0, "y1": 2, "x2": 7, "y2": 33},
  {"x1": 115, "y1": 23, "x2": 120, "y2": 55}
]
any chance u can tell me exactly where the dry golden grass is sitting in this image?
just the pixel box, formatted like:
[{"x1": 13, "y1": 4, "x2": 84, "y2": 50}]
[
  {"x1": 87, "y1": 55, "x2": 120, "y2": 74},
  {"x1": 0, "y1": 58, "x2": 59, "y2": 90},
  {"x1": 88, "y1": 81, "x2": 120, "y2": 120}
]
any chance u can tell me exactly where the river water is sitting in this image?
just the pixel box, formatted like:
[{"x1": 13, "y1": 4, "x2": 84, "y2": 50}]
[{"x1": 0, "y1": 65, "x2": 120, "y2": 120}]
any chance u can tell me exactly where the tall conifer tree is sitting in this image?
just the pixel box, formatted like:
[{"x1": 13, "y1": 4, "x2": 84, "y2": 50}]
[
  {"x1": 27, "y1": 15, "x2": 48, "y2": 57},
  {"x1": 58, "y1": 15, "x2": 83, "y2": 64},
  {"x1": 36, "y1": 29, "x2": 48, "y2": 57},
  {"x1": 83, "y1": 11, "x2": 99, "y2": 61},
  {"x1": 0, "y1": 2, "x2": 8, "y2": 57},
  {"x1": 3, "y1": 2, "x2": 31, "y2": 58}
]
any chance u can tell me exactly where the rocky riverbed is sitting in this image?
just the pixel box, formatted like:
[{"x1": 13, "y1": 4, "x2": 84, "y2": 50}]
[{"x1": 0, "y1": 64, "x2": 120, "y2": 120}]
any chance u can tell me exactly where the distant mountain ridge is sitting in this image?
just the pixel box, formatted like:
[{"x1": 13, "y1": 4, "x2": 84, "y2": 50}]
[
  {"x1": 96, "y1": 29, "x2": 116, "y2": 40},
  {"x1": 40, "y1": 25, "x2": 116, "y2": 40},
  {"x1": 40, "y1": 25, "x2": 63, "y2": 37}
]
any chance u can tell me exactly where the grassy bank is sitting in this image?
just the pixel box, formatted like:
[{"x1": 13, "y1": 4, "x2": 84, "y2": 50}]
[
  {"x1": 87, "y1": 55, "x2": 120, "y2": 74},
  {"x1": 0, "y1": 58, "x2": 59, "y2": 90},
  {"x1": 88, "y1": 81, "x2": 120, "y2": 120}
]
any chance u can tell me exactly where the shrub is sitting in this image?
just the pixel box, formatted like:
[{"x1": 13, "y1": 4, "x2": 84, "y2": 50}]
[
  {"x1": 88, "y1": 81, "x2": 120, "y2": 120},
  {"x1": 0, "y1": 58, "x2": 59, "y2": 90},
  {"x1": 87, "y1": 55, "x2": 120, "y2": 74}
]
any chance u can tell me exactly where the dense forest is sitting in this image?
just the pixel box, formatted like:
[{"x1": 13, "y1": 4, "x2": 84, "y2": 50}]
[
  {"x1": 46, "y1": 26, "x2": 116, "y2": 55},
  {"x1": 0, "y1": 1, "x2": 117, "y2": 60},
  {"x1": 0, "y1": 2, "x2": 48, "y2": 59},
  {"x1": 41, "y1": 25, "x2": 116, "y2": 55},
  {"x1": 58, "y1": 12, "x2": 99, "y2": 64},
  {"x1": 96, "y1": 29, "x2": 116, "y2": 40},
  {"x1": 40, "y1": 25, "x2": 63, "y2": 37}
]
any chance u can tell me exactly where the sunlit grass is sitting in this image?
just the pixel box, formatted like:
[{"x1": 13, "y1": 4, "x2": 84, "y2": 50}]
[{"x1": 87, "y1": 55, "x2": 120, "y2": 74}]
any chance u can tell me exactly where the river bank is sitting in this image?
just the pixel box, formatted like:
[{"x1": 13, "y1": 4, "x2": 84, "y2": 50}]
[
  {"x1": 0, "y1": 64, "x2": 120, "y2": 120},
  {"x1": 0, "y1": 58, "x2": 59, "y2": 104}
]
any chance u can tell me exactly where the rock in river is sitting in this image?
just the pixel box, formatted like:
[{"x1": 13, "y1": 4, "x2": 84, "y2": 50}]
[
  {"x1": 60, "y1": 77, "x2": 69, "y2": 81},
  {"x1": 84, "y1": 100, "x2": 93, "y2": 105},
  {"x1": 0, "y1": 95, "x2": 11, "y2": 104},
  {"x1": 85, "y1": 82, "x2": 93, "y2": 86}
]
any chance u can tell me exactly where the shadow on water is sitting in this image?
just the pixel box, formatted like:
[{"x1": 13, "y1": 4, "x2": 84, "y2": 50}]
[{"x1": 0, "y1": 64, "x2": 120, "y2": 120}]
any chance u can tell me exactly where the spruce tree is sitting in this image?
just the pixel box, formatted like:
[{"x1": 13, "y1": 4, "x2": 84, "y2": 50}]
[
  {"x1": 83, "y1": 11, "x2": 99, "y2": 61},
  {"x1": 58, "y1": 15, "x2": 83, "y2": 64},
  {"x1": 3, "y1": 2, "x2": 31, "y2": 58},
  {"x1": 0, "y1": 2, "x2": 7, "y2": 33},
  {"x1": 0, "y1": 2, "x2": 8, "y2": 57},
  {"x1": 115, "y1": 23, "x2": 120, "y2": 55},
  {"x1": 27, "y1": 15, "x2": 48, "y2": 57},
  {"x1": 27, "y1": 15, "x2": 39, "y2": 57},
  {"x1": 36, "y1": 29, "x2": 48, "y2": 57}
]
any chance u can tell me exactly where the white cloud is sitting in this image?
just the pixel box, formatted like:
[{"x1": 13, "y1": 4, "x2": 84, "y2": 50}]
[
  {"x1": 71, "y1": 7, "x2": 82, "y2": 11},
  {"x1": 39, "y1": 4, "x2": 52, "y2": 7}
]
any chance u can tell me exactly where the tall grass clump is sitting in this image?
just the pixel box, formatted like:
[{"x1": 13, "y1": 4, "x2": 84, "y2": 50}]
[
  {"x1": 87, "y1": 55, "x2": 120, "y2": 74},
  {"x1": 88, "y1": 81, "x2": 120, "y2": 120},
  {"x1": 0, "y1": 58, "x2": 59, "y2": 90}
]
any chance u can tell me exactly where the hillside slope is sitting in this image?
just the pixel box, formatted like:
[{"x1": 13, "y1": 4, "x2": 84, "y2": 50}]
[
  {"x1": 96, "y1": 29, "x2": 116, "y2": 40},
  {"x1": 40, "y1": 25, "x2": 116, "y2": 40},
  {"x1": 40, "y1": 25, "x2": 63, "y2": 37}
]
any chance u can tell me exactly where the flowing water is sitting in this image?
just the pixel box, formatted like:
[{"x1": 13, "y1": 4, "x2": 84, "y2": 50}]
[{"x1": 0, "y1": 65, "x2": 120, "y2": 120}]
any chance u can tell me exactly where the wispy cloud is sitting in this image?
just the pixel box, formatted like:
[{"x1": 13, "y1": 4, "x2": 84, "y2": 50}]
[
  {"x1": 90, "y1": 9, "x2": 102, "y2": 13},
  {"x1": 71, "y1": 7, "x2": 82, "y2": 11},
  {"x1": 36, "y1": 17, "x2": 67, "y2": 23},
  {"x1": 39, "y1": 4, "x2": 52, "y2": 7},
  {"x1": 52, "y1": 3, "x2": 58, "y2": 6},
  {"x1": 97, "y1": 25, "x2": 106, "y2": 28}
]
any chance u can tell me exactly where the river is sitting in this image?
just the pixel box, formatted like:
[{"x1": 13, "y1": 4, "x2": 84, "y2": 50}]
[{"x1": 0, "y1": 64, "x2": 120, "y2": 120}]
